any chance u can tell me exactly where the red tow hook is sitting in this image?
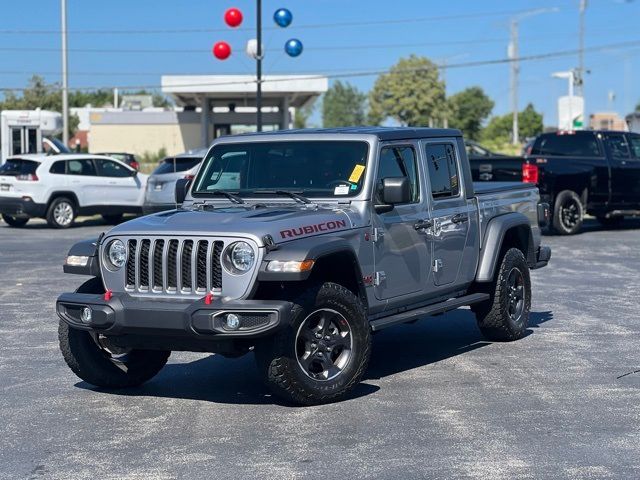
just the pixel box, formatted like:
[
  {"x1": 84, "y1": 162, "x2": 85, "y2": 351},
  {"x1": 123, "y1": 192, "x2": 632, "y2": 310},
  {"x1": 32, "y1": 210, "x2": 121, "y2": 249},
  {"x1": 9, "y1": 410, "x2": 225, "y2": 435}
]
[
  {"x1": 204, "y1": 292, "x2": 214, "y2": 305},
  {"x1": 104, "y1": 289, "x2": 113, "y2": 301}
]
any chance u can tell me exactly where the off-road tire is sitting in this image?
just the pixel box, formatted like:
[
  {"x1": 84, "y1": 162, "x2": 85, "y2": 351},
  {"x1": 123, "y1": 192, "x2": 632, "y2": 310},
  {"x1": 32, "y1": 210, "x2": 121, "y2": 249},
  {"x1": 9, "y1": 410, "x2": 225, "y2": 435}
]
[
  {"x1": 255, "y1": 282, "x2": 371, "y2": 405},
  {"x1": 472, "y1": 248, "x2": 531, "y2": 342},
  {"x1": 102, "y1": 214, "x2": 124, "y2": 225},
  {"x1": 46, "y1": 196, "x2": 76, "y2": 229},
  {"x1": 2, "y1": 214, "x2": 29, "y2": 227},
  {"x1": 58, "y1": 321, "x2": 170, "y2": 388},
  {"x1": 552, "y1": 190, "x2": 583, "y2": 235}
]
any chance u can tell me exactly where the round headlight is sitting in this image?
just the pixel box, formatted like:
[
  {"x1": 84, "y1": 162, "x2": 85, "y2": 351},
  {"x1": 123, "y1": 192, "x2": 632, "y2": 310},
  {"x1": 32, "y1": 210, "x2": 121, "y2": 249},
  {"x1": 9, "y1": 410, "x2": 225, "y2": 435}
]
[
  {"x1": 224, "y1": 241, "x2": 255, "y2": 274},
  {"x1": 106, "y1": 239, "x2": 127, "y2": 270}
]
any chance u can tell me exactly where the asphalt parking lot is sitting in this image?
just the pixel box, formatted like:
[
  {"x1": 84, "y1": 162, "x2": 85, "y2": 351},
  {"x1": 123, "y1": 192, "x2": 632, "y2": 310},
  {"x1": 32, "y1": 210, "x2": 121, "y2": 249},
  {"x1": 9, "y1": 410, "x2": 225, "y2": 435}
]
[{"x1": 0, "y1": 217, "x2": 639, "y2": 480}]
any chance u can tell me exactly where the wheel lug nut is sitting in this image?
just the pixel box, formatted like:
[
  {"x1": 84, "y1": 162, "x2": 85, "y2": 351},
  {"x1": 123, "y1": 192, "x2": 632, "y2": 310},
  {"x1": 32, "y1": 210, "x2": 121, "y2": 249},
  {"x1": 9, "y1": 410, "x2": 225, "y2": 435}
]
[
  {"x1": 324, "y1": 335, "x2": 330, "y2": 340},
  {"x1": 315, "y1": 333, "x2": 321, "y2": 339}
]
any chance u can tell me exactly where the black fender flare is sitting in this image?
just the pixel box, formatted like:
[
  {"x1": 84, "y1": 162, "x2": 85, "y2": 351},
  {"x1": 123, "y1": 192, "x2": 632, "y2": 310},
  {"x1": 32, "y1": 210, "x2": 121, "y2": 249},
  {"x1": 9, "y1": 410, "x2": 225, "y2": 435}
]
[
  {"x1": 476, "y1": 212, "x2": 535, "y2": 282},
  {"x1": 63, "y1": 237, "x2": 102, "y2": 277}
]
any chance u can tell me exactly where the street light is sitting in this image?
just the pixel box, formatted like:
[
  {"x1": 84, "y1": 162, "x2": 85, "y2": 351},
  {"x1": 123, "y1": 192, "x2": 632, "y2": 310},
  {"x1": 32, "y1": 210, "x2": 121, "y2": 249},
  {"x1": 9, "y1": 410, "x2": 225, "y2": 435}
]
[
  {"x1": 552, "y1": 70, "x2": 582, "y2": 131},
  {"x1": 508, "y1": 7, "x2": 559, "y2": 145}
]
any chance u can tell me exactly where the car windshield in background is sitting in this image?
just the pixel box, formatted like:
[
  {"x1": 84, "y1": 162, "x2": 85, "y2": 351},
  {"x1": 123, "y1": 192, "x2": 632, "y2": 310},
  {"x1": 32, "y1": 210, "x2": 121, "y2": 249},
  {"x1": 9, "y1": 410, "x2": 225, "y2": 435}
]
[
  {"x1": 153, "y1": 157, "x2": 202, "y2": 175},
  {"x1": 0, "y1": 159, "x2": 39, "y2": 176},
  {"x1": 531, "y1": 133, "x2": 601, "y2": 157},
  {"x1": 193, "y1": 141, "x2": 369, "y2": 198}
]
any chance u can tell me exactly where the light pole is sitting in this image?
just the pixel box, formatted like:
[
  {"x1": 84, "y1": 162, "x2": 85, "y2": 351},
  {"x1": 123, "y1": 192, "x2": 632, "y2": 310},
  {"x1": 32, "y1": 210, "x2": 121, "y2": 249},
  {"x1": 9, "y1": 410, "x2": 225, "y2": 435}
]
[
  {"x1": 576, "y1": 0, "x2": 587, "y2": 97},
  {"x1": 256, "y1": 0, "x2": 263, "y2": 131},
  {"x1": 61, "y1": 0, "x2": 69, "y2": 145},
  {"x1": 508, "y1": 8, "x2": 559, "y2": 145},
  {"x1": 552, "y1": 70, "x2": 577, "y2": 130}
]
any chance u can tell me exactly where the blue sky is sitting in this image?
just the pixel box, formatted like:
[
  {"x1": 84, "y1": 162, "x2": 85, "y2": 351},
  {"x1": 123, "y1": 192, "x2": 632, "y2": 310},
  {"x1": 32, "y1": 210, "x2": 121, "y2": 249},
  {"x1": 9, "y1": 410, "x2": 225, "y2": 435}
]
[{"x1": 1, "y1": 0, "x2": 640, "y2": 127}]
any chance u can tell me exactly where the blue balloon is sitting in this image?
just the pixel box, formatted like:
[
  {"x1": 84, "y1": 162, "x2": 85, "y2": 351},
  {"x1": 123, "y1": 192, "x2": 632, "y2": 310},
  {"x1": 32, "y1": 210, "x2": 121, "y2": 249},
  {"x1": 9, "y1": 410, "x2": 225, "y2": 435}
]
[
  {"x1": 284, "y1": 38, "x2": 303, "y2": 57},
  {"x1": 274, "y1": 8, "x2": 293, "y2": 28}
]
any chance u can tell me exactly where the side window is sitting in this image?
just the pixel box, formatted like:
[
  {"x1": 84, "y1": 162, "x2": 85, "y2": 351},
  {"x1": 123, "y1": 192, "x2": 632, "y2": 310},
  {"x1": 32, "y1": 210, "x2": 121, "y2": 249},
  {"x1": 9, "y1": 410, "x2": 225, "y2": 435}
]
[
  {"x1": 95, "y1": 159, "x2": 132, "y2": 178},
  {"x1": 606, "y1": 134, "x2": 631, "y2": 159},
  {"x1": 627, "y1": 135, "x2": 640, "y2": 159},
  {"x1": 376, "y1": 146, "x2": 419, "y2": 203},
  {"x1": 49, "y1": 161, "x2": 66, "y2": 175},
  {"x1": 425, "y1": 143, "x2": 460, "y2": 199},
  {"x1": 67, "y1": 159, "x2": 96, "y2": 176}
]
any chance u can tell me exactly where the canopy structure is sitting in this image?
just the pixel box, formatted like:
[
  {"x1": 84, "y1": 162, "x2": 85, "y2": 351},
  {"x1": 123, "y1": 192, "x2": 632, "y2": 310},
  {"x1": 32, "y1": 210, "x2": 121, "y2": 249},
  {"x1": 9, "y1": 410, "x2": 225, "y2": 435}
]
[{"x1": 161, "y1": 75, "x2": 328, "y2": 146}]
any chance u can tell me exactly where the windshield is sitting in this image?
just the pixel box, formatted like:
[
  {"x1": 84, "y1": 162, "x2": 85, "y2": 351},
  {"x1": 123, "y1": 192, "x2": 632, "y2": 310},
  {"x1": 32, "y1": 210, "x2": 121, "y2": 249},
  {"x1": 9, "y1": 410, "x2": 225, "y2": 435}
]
[
  {"x1": 193, "y1": 140, "x2": 369, "y2": 198},
  {"x1": 153, "y1": 157, "x2": 202, "y2": 175}
]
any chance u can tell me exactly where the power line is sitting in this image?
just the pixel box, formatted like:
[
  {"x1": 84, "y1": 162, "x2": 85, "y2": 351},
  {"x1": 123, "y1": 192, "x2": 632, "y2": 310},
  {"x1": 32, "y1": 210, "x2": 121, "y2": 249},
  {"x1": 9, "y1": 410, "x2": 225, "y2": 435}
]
[
  {"x1": 0, "y1": 8, "x2": 559, "y2": 35},
  {"x1": 2, "y1": 39, "x2": 640, "y2": 92}
]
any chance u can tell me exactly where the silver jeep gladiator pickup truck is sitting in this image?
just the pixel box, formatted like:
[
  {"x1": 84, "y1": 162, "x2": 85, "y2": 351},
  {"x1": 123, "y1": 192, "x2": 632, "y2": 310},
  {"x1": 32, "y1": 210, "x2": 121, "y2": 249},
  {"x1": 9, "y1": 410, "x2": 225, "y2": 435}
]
[{"x1": 56, "y1": 127, "x2": 551, "y2": 405}]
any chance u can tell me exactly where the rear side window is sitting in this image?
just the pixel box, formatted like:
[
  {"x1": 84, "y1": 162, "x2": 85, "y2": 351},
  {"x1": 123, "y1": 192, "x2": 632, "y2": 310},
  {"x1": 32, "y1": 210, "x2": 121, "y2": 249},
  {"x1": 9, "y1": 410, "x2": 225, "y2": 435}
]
[
  {"x1": 376, "y1": 146, "x2": 419, "y2": 203},
  {"x1": 0, "y1": 159, "x2": 39, "y2": 176},
  {"x1": 50, "y1": 161, "x2": 66, "y2": 174},
  {"x1": 629, "y1": 135, "x2": 640, "y2": 158},
  {"x1": 67, "y1": 159, "x2": 97, "y2": 176},
  {"x1": 153, "y1": 157, "x2": 202, "y2": 175},
  {"x1": 425, "y1": 143, "x2": 460, "y2": 199},
  {"x1": 531, "y1": 133, "x2": 601, "y2": 157},
  {"x1": 606, "y1": 134, "x2": 631, "y2": 159}
]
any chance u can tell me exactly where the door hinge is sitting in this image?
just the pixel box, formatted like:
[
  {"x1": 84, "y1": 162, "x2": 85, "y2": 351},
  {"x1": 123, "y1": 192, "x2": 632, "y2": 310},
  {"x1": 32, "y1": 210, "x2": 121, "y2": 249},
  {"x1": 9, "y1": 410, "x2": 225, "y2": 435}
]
[
  {"x1": 373, "y1": 228, "x2": 385, "y2": 242},
  {"x1": 374, "y1": 271, "x2": 386, "y2": 286},
  {"x1": 433, "y1": 259, "x2": 443, "y2": 273}
]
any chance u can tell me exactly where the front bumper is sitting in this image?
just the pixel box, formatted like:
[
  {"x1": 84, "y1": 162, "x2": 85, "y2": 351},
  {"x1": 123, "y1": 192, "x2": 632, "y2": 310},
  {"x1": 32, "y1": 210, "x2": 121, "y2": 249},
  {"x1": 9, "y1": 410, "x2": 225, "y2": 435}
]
[
  {"x1": 0, "y1": 196, "x2": 46, "y2": 218},
  {"x1": 56, "y1": 292, "x2": 292, "y2": 341}
]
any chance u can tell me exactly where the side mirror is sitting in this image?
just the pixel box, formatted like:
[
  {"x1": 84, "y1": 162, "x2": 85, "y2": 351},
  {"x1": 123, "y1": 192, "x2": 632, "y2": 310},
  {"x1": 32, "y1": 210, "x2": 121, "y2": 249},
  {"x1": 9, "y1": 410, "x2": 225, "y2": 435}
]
[
  {"x1": 375, "y1": 177, "x2": 411, "y2": 213},
  {"x1": 130, "y1": 169, "x2": 138, "y2": 177},
  {"x1": 175, "y1": 178, "x2": 191, "y2": 205}
]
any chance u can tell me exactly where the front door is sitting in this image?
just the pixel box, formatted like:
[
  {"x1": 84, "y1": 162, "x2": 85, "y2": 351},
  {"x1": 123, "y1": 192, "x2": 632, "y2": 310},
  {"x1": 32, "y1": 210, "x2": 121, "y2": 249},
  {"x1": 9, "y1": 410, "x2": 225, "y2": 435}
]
[
  {"x1": 94, "y1": 159, "x2": 142, "y2": 206},
  {"x1": 423, "y1": 141, "x2": 471, "y2": 287},
  {"x1": 373, "y1": 143, "x2": 431, "y2": 300}
]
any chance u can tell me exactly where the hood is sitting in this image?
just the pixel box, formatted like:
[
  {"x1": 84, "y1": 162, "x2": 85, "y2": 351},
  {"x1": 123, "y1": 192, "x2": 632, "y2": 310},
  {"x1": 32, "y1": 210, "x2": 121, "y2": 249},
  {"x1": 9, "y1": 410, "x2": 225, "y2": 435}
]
[{"x1": 107, "y1": 204, "x2": 364, "y2": 247}]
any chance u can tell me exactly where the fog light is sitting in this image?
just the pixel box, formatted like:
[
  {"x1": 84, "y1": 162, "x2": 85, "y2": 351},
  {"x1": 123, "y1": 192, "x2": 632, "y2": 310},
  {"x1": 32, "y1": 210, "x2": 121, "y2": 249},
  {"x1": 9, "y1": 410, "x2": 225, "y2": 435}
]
[
  {"x1": 81, "y1": 307, "x2": 92, "y2": 323},
  {"x1": 225, "y1": 313, "x2": 240, "y2": 330}
]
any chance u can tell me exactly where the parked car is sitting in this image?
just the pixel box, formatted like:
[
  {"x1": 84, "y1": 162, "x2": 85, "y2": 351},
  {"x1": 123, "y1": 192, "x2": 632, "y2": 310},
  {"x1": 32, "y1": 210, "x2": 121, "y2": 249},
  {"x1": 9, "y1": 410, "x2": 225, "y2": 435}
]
[
  {"x1": 523, "y1": 130, "x2": 640, "y2": 234},
  {"x1": 96, "y1": 152, "x2": 140, "y2": 171},
  {"x1": 0, "y1": 154, "x2": 147, "y2": 228},
  {"x1": 143, "y1": 149, "x2": 206, "y2": 214},
  {"x1": 56, "y1": 127, "x2": 550, "y2": 405},
  {"x1": 466, "y1": 140, "x2": 526, "y2": 182}
]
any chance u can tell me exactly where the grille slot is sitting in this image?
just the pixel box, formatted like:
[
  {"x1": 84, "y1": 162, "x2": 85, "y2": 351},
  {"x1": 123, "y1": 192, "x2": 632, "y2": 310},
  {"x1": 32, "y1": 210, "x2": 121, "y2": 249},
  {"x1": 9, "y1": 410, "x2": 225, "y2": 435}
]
[{"x1": 122, "y1": 237, "x2": 226, "y2": 296}]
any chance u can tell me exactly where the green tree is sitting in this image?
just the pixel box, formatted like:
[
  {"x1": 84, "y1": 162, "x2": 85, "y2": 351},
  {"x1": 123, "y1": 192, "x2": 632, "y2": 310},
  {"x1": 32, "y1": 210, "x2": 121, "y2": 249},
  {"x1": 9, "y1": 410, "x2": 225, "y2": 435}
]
[
  {"x1": 322, "y1": 80, "x2": 366, "y2": 127},
  {"x1": 447, "y1": 86, "x2": 494, "y2": 140},
  {"x1": 482, "y1": 103, "x2": 543, "y2": 143},
  {"x1": 293, "y1": 103, "x2": 314, "y2": 129},
  {"x1": 368, "y1": 55, "x2": 446, "y2": 126}
]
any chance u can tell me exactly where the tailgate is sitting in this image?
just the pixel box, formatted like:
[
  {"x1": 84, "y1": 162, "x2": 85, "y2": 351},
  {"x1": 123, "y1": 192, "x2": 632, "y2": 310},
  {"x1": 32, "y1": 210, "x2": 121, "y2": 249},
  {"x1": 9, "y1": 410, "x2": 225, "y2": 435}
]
[{"x1": 469, "y1": 156, "x2": 524, "y2": 182}]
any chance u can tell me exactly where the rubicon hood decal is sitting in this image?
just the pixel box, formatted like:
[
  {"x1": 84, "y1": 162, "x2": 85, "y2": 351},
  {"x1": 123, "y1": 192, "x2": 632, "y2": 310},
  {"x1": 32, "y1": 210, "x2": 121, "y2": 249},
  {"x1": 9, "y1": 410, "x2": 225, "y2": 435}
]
[{"x1": 280, "y1": 219, "x2": 348, "y2": 239}]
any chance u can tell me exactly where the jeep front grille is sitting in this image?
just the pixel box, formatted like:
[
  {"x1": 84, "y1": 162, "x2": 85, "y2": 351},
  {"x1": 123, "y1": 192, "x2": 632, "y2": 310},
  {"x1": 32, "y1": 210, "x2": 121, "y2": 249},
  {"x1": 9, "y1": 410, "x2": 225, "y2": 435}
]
[{"x1": 125, "y1": 238, "x2": 224, "y2": 295}]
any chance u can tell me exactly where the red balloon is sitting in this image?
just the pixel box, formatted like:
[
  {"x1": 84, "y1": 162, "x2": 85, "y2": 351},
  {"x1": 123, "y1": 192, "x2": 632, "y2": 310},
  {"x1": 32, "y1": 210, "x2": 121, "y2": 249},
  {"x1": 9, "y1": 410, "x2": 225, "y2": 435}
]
[
  {"x1": 224, "y1": 8, "x2": 243, "y2": 28},
  {"x1": 213, "y1": 41, "x2": 231, "y2": 60}
]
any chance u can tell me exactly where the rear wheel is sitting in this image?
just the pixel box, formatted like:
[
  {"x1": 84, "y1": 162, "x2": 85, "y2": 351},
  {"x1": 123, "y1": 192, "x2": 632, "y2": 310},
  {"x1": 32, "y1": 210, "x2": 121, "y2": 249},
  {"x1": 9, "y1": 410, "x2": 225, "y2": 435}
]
[
  {"x1": 472, "y1": 248, "x2": 531, "y2": 342},
  {"x1": 46, "y1": 197, "x2": 76, "y2": 229},
  {"x1": 2, "y1": 214, "x2": 29, "y2": 227},
  {"x1": 552, "y1": 190, "x2": 584, "y2": 235},
  {"x1": 102, "y1": 214, "x2": 124, "y2": 224},
  {"x1": 255, "y1": 282, "x2": 371, "y2": 405}
]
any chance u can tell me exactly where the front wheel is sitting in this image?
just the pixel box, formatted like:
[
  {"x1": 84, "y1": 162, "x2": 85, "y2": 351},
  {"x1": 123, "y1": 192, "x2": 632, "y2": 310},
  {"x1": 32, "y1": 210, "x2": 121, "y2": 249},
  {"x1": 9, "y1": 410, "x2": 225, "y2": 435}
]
[
  {"x1": 255, "y1": 282, "x2": 371, "y2": 405},
  {"x1": 58, "y1": 321, "x2": 170, "y2": 388},
  {"x1": 552, "y1": 190, "x2": 584, "y2": 235},
  {"x1": 472, "y1": 248, "x2": 531, "y2": 342},
  {"x1": 2, "y1": 214, "x2": 29, "y2": 227}
]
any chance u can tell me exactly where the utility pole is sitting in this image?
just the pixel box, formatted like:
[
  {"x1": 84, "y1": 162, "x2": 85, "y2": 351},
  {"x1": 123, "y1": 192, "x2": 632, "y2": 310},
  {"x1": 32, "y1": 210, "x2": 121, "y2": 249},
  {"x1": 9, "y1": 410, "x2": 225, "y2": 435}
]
[
  {"x1": 509, "y1": 19, "x2": 519, "y2": 145},
  {"x1": 256, "y1": 0, "x2": 263, "y2": 132},
  {"x1": 577, "y1": 0, "x2": 587, "y2": 97},
  {"x1": 61, "y1": 0, "x2": 69, "y2": 145}
]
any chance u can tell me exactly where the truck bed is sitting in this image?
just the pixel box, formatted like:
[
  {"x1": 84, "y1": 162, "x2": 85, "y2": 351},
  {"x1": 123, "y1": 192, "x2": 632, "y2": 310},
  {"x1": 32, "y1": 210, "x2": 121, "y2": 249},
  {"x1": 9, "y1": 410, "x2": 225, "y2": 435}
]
[{"x1": 473, "y1": 181, "x2": 536, "y2": 195}]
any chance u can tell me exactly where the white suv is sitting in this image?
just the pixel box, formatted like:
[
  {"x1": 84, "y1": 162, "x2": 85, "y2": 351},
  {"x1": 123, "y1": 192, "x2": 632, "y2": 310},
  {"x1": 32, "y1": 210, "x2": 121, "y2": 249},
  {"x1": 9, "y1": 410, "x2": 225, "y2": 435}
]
[{"x1": 0, "y1": 154, "x2": 148, "y2": 228}]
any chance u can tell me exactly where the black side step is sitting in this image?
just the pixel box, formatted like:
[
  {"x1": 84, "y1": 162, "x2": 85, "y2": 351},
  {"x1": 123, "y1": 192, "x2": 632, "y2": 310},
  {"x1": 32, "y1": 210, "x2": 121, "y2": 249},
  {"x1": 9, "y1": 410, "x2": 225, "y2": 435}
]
[{"x1": 369, "y1": 293, "x2": 490, "y2": 332}]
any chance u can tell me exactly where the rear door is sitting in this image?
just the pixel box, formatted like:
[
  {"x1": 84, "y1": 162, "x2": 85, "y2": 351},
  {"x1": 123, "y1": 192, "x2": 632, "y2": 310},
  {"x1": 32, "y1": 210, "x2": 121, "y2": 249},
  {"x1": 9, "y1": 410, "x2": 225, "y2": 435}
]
[
  {"x1": 372, "y1": 143, "x2": 431, "y2": 300},
  {"x1": 423, "y1": 140, "x2": 472, "y2": 287},
  {"x1": 66, "y1": 158, "x2": 100, "y2": 207},
  {"x1": 605, "y1": 133, "x2": 640, "y2": 206},
  {"x1": 94, "y1": 159, "x2": 142, "y2": 206}
]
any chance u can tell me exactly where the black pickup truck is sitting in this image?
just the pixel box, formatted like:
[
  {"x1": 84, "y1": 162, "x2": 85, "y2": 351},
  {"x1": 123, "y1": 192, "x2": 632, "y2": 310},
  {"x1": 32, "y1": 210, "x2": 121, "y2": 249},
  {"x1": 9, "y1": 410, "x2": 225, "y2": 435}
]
[{"x1": 523, "y1": 130, "x2": 640, "y2": 234}]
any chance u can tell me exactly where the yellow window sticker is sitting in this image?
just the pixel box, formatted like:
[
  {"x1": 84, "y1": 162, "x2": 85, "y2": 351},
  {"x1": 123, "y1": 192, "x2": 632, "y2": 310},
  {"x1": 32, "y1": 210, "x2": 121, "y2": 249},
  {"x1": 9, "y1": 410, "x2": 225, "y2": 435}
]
[{"x1": 348, "y1": 164, "x2": 366, "y2": 183}]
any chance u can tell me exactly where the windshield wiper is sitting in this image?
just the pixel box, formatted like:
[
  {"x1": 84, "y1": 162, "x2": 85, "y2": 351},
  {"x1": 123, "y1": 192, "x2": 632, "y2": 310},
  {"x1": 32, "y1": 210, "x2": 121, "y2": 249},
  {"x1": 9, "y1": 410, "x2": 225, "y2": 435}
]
[
  {"x1": 209, "y1": 190, "x2": 245, "y2": 204},
  {"x1": 253, "y1": 189, "x2": 312, "y2": 204}
]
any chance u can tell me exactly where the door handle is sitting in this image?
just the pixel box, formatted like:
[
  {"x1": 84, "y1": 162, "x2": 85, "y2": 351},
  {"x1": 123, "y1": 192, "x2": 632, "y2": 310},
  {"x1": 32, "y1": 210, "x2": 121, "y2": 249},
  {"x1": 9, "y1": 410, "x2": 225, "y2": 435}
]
[
  {"x1": 108, "y1": 181, "x2": 117, "y2": 185},
  {"x1": 414, "y1": 219, "x2": 433, "y2": 230},
  {"x1": 452, "y1": 213, "x2": 469, "y2": 224}
]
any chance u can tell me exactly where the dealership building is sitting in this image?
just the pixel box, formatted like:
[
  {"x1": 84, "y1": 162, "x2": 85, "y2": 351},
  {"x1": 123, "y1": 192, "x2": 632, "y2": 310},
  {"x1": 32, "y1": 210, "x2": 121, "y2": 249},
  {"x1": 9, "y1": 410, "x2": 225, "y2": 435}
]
[{"x1": 86, "y1": 75, "x2": 328, "y2": 156}]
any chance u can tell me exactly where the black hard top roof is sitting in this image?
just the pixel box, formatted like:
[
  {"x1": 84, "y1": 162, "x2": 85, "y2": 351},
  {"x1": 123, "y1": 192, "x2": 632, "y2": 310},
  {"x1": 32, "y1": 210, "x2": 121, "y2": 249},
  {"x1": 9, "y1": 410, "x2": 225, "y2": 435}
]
[{"x1": 236, "y1": 126, "x2": 462, "y2": 141}]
